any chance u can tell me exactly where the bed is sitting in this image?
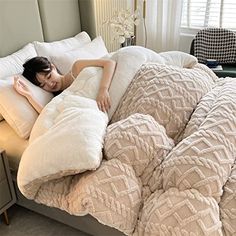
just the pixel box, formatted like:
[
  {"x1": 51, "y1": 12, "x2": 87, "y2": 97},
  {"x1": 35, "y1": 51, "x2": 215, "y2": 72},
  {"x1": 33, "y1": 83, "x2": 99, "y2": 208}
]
[
  {"x1": 1, "y1": 1, "x2": 236, "y2": 236},
  {"x1": 0, "y1": 0, "x2": 124, "y2": 235}
]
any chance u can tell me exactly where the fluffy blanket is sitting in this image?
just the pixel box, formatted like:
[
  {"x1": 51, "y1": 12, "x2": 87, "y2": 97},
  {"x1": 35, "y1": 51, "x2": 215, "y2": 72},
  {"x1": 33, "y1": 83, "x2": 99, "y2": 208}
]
[
  {"x1": 17, "y1": 47, "x2": 197, "y2": 198},
  {"x1": 17, "y1": 47, "x2": 236, "y2": 235}
]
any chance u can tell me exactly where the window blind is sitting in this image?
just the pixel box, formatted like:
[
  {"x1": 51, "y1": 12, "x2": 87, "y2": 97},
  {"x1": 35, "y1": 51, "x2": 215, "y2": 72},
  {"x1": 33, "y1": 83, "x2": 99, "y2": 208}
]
[{"x1": 181, "y1": 0, "x2": 236, "y2": 30}]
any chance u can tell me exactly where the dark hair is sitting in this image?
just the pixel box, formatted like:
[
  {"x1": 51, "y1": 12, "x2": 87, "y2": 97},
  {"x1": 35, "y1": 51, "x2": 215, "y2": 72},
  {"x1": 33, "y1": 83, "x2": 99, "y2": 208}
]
[{"x1": 22, "y1": 57, "x2": 52, "y2": 86}]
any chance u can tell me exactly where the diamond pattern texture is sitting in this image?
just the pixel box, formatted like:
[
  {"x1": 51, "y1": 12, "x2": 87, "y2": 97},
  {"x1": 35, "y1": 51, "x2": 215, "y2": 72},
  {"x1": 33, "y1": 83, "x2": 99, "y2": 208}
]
[
  {"x1": 32, "y1": 64, "x2": 235, "y2": 236},
  {"x1": 111, "y1": 63, "x2": 215, "y2": 142},
  {"x1": 36, "y1": 159, "x2": 142, "y2": 235},
  {"x1": 104, "y1": 113, "x2": 174, "y2": 190}
]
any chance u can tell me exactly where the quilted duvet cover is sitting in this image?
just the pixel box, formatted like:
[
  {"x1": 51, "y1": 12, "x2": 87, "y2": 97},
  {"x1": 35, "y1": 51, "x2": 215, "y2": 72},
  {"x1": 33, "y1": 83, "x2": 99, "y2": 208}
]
[{"x1": 17, "y1": 47, "x2": 236, "y2": 236}]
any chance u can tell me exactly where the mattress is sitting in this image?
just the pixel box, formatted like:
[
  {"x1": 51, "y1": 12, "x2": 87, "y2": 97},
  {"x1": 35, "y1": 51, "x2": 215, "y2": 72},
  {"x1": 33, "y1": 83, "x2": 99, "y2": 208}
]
[{"x1": 0, "y1": 120, "x2": 28, "y2": 172}]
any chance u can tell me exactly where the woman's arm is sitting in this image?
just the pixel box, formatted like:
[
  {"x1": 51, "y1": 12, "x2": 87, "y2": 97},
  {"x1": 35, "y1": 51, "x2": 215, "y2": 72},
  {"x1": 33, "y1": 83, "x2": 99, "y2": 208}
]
[
  {"x1": 14, "y1": 77, "x2": 43, "y2": 113},
  {"x1": 72, "y1": 59, "x2": 117, "y2": 112}
]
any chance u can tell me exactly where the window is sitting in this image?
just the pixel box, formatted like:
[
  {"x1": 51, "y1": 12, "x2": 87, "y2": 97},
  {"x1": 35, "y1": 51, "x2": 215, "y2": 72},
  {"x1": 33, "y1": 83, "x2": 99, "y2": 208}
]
[{"x1": 181, "y1": 0, "x2": 236, "y2": 30}]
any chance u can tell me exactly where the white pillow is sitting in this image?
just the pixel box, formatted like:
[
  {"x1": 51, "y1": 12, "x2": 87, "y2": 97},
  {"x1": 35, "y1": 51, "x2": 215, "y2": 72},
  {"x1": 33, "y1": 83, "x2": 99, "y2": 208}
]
[
  {"x1": 159, "y1": 51, "x2": 198, "y2": 68},
  {"x1": 0, "y1": 43, "x2": 37, "y2": 78},
  {"x1": 0, "y1": 76, "x2": 54, "y2": 139},
  {"x1": 34, "y1": 31, "x2": 91, "y2": 58},
  {"x1": 51, "y1": 36, "x2": 108, "y2": 74},
  {"x1": 0, "y1": 43, "x2": 37, "y2": 122}
]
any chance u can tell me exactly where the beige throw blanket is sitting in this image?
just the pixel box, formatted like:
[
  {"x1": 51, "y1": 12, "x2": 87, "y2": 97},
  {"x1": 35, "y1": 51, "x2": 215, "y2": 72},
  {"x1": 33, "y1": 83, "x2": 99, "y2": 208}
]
[
  {"x1": 18, "y1": 49, "x2": 236, "y2": 235},
  {"x1": 17, "y1": 47, "x2": 197, "y2": 199}
]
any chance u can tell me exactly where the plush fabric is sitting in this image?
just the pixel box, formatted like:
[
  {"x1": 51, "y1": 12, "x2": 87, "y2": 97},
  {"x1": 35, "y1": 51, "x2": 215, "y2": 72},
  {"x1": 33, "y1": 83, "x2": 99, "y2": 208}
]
[
  {"x1": 108, "y1": 47, "x2": 199, "y2": 119},
  {"x1": 17, "y1": 47, "x2": 149, "y2": 196},
  {"x1": 104, "y1": 114, "x2": 174, "y2": 177},
  {"x1": 104, "y1": 113, "x2": 174, "y2": 200},
  {"x1": 135, "y1": 77, "x2": 236, "y2": 236},
  {"x1": 159, "y1": 50, "x2": 198, "y2": 68},
  {"x1": 34, "y1": 31, "x2": 91, "y2": 58},
  {"x1": 17, "y1": 63, "x2": 109, "y2": 197},
  {"x1": 18, "y1": 47, "x2": 194, "y2": 193},
  {"x1": 34, "y1": 159, "x2": 142, "y2": 235},
  {"x1": 111, "y1": 62, "x2": 216, "y2": 142},
  {"x1": 51, "y1": 36, "x2": 109, "y2": 74},
  {"x1": 220, "y1": 161, "x2": 236, "y2": 236},
  {"x1": 0, "y1": 75, "x2": 53, "y2": 139},
  {"x1": 17, "y1": 48, "x2": 236, "y2": 236},
  {"x1": 18, "y1": 94, "x2": 108, "y2": 199}
]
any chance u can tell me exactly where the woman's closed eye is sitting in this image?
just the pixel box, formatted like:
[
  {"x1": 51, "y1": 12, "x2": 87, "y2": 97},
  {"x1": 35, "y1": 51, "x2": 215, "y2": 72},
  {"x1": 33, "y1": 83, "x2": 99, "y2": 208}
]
[
  {"x1": 39, "y1": 73, "x2": 51, "y2": 87},
  {"x1": 47, "y1": 72, "x2": 51, "y2": 80},
  {"x1": 39, "y1": 83, "x2": 45, "y2": 88}
]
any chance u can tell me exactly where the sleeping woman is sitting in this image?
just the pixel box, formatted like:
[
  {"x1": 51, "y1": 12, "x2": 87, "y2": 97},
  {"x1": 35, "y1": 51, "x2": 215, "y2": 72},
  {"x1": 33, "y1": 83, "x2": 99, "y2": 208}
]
[{"x1": 13, "y1": 57, "x2": 116, "y2": 113}]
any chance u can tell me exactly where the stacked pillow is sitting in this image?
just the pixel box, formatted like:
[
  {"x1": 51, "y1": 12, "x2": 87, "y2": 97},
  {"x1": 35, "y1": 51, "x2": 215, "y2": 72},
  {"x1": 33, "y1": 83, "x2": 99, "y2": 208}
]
[
  {"x1": 0, "y1": 31, "x2": 108, "y2": 139},
  {"x1": 0, "y1": 76, "x2": 53, "y2": 139},
  {"x1": 51, "y1": 36, "x2": 108, "y2": 74},
  {"x1": 34, "y1": 31, "x2": 91, "y2": 58},
  {"x1": 0, "y1": 43, "x2": 37, "y2": 123}
]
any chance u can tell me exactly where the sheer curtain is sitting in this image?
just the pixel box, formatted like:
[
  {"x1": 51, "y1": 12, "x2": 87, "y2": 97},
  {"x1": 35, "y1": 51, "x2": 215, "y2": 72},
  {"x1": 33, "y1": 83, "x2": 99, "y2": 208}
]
[{"x1": 136, "y1": 0, "x2": 183, "y2": 52}]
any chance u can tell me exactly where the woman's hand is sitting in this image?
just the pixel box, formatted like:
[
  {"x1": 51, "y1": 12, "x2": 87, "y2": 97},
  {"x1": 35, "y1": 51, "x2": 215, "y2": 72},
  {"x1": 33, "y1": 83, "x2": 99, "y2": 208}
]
[
  {"x1": 96, "y1": 88, "x2": 111, "y2": 113},
  {"x1": 13, "y1": 76, "x2": 32, "y2": 98},
  {"x1": 13, "y1": 76, "x2": 43, "y2": 113}
]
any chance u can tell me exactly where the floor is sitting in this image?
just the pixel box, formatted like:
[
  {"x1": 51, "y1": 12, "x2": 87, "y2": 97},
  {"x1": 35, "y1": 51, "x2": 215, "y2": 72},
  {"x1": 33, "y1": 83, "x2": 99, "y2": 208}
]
[{"x1": 0, "y1": 205, "x2": 90, "y2": 236}]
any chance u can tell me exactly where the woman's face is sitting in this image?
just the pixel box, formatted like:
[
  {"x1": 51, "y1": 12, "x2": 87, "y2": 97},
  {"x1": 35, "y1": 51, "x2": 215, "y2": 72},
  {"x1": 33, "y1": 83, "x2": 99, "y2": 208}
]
[{"x1": 36, "y1": 66, "x2": 62, "y2": 92}]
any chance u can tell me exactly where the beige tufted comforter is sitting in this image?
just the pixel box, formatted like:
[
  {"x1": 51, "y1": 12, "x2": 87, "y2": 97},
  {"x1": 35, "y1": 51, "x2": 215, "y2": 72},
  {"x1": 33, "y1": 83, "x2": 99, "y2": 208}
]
[{"x1": 20, "y1": 60, "x2": 236, "y2": 235}]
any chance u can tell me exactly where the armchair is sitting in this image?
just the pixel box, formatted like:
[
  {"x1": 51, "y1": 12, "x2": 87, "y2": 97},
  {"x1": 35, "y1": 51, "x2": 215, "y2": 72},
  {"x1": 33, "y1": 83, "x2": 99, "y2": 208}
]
[{"x1": 190, "y1": 28, "x2": 236, "y2": 77}]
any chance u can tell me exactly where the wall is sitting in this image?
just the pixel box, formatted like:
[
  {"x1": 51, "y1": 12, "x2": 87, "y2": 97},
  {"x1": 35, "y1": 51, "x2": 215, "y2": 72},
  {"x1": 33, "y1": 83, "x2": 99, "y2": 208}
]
[
  {"x1": 178, "y1": 27, "x2": 201, "y2": 53},
  {"x1": 179, "y1": 33, "x2": 195, "y2": 53},
  {"x1": 79, "y1": 0, "x2": 131, "y2": 52}
]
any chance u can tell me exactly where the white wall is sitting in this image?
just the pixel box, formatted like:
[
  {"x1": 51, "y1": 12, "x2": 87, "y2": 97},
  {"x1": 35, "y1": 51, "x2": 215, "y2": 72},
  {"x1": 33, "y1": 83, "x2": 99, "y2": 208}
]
[
  {"x1": 179, "y1": 33, "x2": 195, "y2": 53},
  {"x1": 179, "y1": 28, "x2": 199, "y2": 53}
]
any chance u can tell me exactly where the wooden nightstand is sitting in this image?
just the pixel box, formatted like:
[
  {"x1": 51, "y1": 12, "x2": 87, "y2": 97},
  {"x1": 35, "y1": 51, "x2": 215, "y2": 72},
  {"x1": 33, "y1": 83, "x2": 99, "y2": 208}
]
[{"x1": 0, "y1": 149, "x2": 16, "y2": 224}]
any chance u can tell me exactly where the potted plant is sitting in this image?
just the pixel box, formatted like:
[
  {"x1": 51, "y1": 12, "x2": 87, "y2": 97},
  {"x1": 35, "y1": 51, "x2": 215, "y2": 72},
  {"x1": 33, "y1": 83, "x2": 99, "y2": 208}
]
[{"x1": 105, "y1": 8, "x2": 140, "y2": 47}]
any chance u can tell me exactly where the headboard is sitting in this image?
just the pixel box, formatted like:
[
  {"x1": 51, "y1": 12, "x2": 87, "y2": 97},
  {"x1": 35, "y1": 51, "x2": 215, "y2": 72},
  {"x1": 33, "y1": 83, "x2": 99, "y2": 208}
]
[{"x1": 0, "y1": 0, "x2": 82, "y2": 57}]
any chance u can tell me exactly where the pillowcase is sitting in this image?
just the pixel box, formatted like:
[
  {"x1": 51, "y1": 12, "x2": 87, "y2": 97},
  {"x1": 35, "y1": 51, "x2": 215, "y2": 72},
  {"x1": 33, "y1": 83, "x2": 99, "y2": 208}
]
[
  {"x1": 34, "y1": 31, "x2": 91, "y2": 58},
  {"x1": 159, "y1": 51, "x2": 198, "y2": 68},
  {"x1": 51, "y1": 36, "x2": 108, "y2": 74},
  {"x1": 0, "y1": 75, "x2": 54, "y2": 139},
  {"x1": 0, "y1": 43, "x2": 37, "y2": 78},
  {"x1": 0, "y1": 43, "x2": 37, "y2": 122}
]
